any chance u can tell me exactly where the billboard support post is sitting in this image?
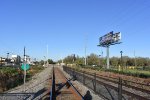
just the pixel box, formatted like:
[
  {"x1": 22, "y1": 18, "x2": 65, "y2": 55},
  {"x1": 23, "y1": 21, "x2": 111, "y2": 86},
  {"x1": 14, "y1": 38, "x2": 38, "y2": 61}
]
[{"x1": 106, "y1": 46, "x2": 109, "y2": 69}]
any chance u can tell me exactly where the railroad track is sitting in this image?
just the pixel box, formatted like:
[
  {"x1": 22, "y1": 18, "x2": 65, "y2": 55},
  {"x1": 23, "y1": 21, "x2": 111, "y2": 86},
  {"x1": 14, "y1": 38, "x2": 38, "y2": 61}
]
[
  {"x1": 63, "y1": 66, "x2": 150, "y2": 100},
  {"x1": 49, "y1": 66, "x2": 84, "y2": 100},
  {"x1": 0, "y1": 66, "x2": 84, "y2": 100}
]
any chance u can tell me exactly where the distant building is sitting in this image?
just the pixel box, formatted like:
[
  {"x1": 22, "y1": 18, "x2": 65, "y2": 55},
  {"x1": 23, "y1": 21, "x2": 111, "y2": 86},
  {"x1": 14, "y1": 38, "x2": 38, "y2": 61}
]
[
  {"x1": 0, "y1": 57, "x2": 6, "y2": 65},
  {"x1": 23, "y1": 55, "x2": 31, "y2": 64},
  {"x1": 11, "y1": 55, "x2": 21, "y2": 65}
]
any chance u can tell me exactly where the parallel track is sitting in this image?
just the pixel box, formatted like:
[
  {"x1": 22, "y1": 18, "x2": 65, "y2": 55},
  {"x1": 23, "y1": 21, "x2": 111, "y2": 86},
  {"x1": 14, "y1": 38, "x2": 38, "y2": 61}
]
[{"x1": 63, "y1": 66, "x2": 150, "y2": 100}]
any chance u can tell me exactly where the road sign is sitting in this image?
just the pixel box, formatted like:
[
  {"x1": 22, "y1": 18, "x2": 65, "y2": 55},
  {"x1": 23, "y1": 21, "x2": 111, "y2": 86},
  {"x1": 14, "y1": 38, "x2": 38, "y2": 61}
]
[{"x1": 21, "y1": 64, "x2": 30, "y2": 70}]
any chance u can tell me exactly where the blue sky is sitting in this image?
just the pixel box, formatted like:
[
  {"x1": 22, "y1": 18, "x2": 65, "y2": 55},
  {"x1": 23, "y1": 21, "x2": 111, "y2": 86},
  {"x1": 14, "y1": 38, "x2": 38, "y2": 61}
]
[{"x1": 0, "y1": 0, "x2": 150, "y2": 61}]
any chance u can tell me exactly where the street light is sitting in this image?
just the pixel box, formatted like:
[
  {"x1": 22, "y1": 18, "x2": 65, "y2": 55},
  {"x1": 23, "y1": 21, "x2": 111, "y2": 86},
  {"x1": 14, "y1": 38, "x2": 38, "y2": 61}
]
[
  {"x1": 99, "y1": 55, "x2": 101, "y2": 66},
  {"x1": 6, "y1": 53, "x2": 9, "y2": 65},
  {"x1": 7, "y1": 53, "x2": 9, "y2": 58},
  {"x1": 120, "y1": 51, "x2": 123, "y2": 71}
]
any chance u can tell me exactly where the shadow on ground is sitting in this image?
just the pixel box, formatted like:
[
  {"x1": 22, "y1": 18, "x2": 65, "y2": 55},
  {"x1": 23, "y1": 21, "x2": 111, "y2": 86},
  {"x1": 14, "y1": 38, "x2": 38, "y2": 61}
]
[{"x1": 84, "y1": 90, "x2": 92, "y2": 100}]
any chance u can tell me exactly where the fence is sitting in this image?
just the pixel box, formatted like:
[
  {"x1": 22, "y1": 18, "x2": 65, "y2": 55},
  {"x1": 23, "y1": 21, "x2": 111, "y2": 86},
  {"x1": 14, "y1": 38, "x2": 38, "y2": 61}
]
[{"x1": 63, "y1": 66, "x2": 150, "y2": 100}]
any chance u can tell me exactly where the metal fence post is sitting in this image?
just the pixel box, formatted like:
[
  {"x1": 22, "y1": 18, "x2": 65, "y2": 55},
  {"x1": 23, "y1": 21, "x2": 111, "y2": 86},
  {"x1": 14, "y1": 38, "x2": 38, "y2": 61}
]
[
  {"x1": 118, "y1": 77, "x2": 122, "y2": 100},
  {"x1": 66, "y1": 67, "x2": 67, "y2": 72},
  {"x1": 94, "y1": 73, "x2": 96, "y2": 92},
  {"x1": 73, "y1": 69, "x2": 75, "y2": 76},
  {"x1": 83, "y1": 71, "x2": 85, "y2": 85}
]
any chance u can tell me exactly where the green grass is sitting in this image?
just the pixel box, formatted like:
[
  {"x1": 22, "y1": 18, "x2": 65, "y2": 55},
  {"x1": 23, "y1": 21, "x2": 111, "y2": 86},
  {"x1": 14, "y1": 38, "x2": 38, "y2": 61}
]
[
  {"x1": 104, "y1": 68, "x2": 150, "y2": 78},
  {"x1": 0, "y1": 67, "x2": 18, "y2": 76}
]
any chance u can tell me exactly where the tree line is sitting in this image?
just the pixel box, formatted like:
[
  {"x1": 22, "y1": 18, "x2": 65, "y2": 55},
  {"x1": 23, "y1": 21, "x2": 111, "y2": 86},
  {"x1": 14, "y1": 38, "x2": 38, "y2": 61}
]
[
  {"x1": 37, "y1": 59, "x2": 56, "y2": 65},
  {"x1": 60, "y1": 53, "x2": 150, "y2": 70}
]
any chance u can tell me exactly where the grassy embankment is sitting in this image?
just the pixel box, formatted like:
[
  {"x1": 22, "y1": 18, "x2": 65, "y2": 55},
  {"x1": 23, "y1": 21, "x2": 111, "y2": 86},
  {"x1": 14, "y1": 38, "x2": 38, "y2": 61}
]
[
  {"x1": 73, "y1": 65, "x2": 150, "y2": 78},
  {"x1": 67, "y1": 65, "x2": 150, "y2": 86},
  {"x1": 66, "y1": 65, "x2": 150, "y2": 91}
]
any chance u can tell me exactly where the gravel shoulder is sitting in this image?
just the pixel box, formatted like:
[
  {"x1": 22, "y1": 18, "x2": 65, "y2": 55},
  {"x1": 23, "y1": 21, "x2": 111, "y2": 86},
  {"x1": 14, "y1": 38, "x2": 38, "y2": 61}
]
[{"x1": 0, "y1": 66, "x2": 52, "y2": 100}]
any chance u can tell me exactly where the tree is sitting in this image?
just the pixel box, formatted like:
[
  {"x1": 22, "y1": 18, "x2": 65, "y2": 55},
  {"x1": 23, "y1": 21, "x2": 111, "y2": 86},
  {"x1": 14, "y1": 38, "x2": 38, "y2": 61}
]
[
  {"x1": 48, "y1": 59, "x2": 54, "y2": 64},
  {"x1": 87, "y1": 53, "x2": 99, "y2": 66},
  {"x1": 126, "y1": 58, "x2": 134, "y2": 66},
  {"x1": 110, "y1": 57, "x2": 119, "y2": 68},
  {"x1": 39, "y1": 60, "x2": 44, "y2": 65},
  {"x1": 63, "y1": 55, "x2": 76, "y2": 64},
  {"x1": 75, "y1": 56, "x2": 84, "y2": 66},
  {"x1": 62, "y1": 54, "x2": 150, "y2": 71},
  {"x1": 136, "y1": 57, "x2": 145, "y2": 66},
  {"x1": 57, "y1": 60, "x2": 62, "y2": 64},
  {"x1": 122, "y1": 56, "x2": 129, "y2": 68}
]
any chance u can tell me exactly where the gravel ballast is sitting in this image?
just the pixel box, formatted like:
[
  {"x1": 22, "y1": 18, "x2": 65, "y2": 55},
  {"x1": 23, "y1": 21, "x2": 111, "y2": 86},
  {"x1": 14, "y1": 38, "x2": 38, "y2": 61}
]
[{"x1": 58, "y1": 65, "x2": 104, "y2": 100}]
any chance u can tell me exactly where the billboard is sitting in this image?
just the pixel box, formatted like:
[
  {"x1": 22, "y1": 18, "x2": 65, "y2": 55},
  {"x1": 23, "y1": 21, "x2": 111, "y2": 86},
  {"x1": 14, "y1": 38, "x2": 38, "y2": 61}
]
[{"x1": 99, "y1": 31, "x2": 121, "y2": 46}]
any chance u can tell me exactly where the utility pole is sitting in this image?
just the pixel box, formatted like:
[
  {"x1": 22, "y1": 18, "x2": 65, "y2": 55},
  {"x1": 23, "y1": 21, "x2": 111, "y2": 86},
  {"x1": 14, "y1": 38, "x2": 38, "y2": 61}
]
[
  {"x1": 84, "y1": 33, "x2": 88, "y2": 66},
  {"x1": 47, "y1": 45, "x2": 48, "y2": 67},
  {"x1": 62, "y1": 59, "x2": 63, "y2": 63},
  {"x1": 85, "y1": 42, "x2": 87, "y2": 66},
  {"x1": 84, "y1": 34, "x2": 88, "y2": 66},
  {"x1": 134, "y1": 50, "x2": 136, "y2": 67},
  {"x1": 73, "y1": 54, "x2": 75, "y2": 63},
  {"x1": 120, "y1": 51, "x2": 123, "y2": 71},
  {"x1": 24, "y1": 47, "x2": 26, "y2": 92},
  {"x1": 101, "y1": 51, "x2": 104, "y2": 68},
  {"x1": 44, "y1": 56, "x2": 46, "y2": 67},
  {"x1": 60, "y1": 55, "x2": 63, "y2": 65}
]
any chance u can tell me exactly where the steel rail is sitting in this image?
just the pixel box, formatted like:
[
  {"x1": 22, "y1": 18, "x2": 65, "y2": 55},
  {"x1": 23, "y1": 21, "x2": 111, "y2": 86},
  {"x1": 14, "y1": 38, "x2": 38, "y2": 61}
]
[
  {"x1": 50, "y1": 66, "x2": 56, "y2": 100},
  {"x1": 50, "y1": 67, "x2": 84, "y2": 100},
  {"x1": 58, "y1": 68, "x2": 84, "y2": 100}
]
